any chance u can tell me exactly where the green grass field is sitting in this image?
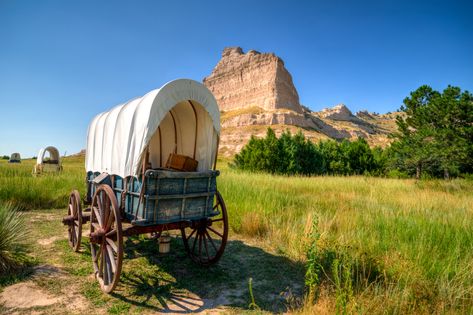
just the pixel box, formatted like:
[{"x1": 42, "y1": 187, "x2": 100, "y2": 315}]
[{"x1": 0, "y1": 157, "x2": 472, "y2": 314}]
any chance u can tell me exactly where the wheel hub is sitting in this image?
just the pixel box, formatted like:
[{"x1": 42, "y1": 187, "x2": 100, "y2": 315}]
[{"x1": 90, "y1": 228, "x2": 106, "y2": 244}]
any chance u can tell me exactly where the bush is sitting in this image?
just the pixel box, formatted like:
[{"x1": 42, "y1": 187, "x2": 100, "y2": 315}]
[
  {"x1": 0, "y1": 203, "x2": 29, "y2": 273},
  {"x1": 233, "y1": 128, "x2": 384, "y2": 176}
]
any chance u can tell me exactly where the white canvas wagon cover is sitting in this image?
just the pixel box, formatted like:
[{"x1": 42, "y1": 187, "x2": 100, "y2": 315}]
[
  {"x1": 85, "y1": 79, "x2": 220, "y2": 177},
  {"x1": 37, "y1": 146, "x2": 60, "y2": 165}
]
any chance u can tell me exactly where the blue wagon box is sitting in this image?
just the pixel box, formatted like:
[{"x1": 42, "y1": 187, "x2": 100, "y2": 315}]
[{"x1": 87, "y1": 169, "x2": 220, "y2": 226}]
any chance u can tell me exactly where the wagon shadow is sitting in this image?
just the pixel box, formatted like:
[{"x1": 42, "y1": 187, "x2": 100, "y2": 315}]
[{"x1": 112, "y1": 236, "x2": 305, "y2": 313}]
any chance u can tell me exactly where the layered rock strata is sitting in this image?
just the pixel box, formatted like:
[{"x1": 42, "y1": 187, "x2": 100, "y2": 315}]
[{"x1": 203, "y1": 47, "x2": 303, "y2": 113}]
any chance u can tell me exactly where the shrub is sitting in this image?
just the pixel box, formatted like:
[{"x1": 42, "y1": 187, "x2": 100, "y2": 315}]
[
  {"x1": 0, "y1": 203, "x2": 29, "y2": 273},
  {"x1": 233, "y1": 128, "x2": 384, "y2": 176}
]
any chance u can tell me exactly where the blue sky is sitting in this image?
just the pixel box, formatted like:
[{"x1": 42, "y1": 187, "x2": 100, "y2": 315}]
[{"x1": 0, "y1": 0, "x2": 472, "y2": 157}]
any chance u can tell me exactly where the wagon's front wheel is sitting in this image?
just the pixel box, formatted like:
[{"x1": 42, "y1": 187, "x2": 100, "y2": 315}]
[
  {"x1": 90, "y1": 185, "x2": 123, "y2": 293},
  {"x1": 181, "y1": 190, "x2": 228, "y2": 266},
  {"x1": 66, "y1": 190, "x2": 82, "y2": 252}
]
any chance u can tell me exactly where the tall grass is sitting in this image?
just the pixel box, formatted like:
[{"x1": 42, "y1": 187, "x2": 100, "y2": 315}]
[
  {"x1": 0, "y1": 157, "x2": 85, "y2": 210},
  {"x1": 218, "y1": 168, "x2": 473, "y2": 313},
  {"x1": 1, "y1": 157, "x2": 472, "y2": 312}
]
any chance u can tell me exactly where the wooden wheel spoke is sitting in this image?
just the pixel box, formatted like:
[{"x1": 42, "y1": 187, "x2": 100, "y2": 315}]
[
  {"x1": 91, "y1": 222, "x2": 101, "y2": 231},
  {"x1": 97, "y1": 193, "x2": 104, "y2": 213},
  {"x1": 187, "y1": 228, "x2": 197, "y2": 241},
  {"x1": 205, "y1": 230, "x2": 218, "y2": 252},
  {"x1": 93, "y1": 245, "x2": 101, "y2": 263},
  {"x1": 104, "y1": 249, "x2": 112, "y2": 285},
  {"x1": 192, "y1": 232, "x2": 198, "y2": 254},
  {"x1": 198, "y1": 232, "x2": 203, "y2": 261},
  {"x1": 74, "y1": 225, "x2": 79, "y2": 239},
  {"x1": 103, "y1": 197, "x2": 111, "y2": 229},
  {"x1": 70, "y1": 225, "x2": 76, "y2": 243},
  {"x1": 92, "y1": 207, "x2": 102, "y2": 227},
  {"x1": 211, "y1": 218, "x2": 223, "y2": 223},
  {"x1": 203, "y1": 232, "x2": 210, "y2": 260},
  {"x1": 104, "y1": 210, "x2": 114, "y2": 231},
  {"x1": 207, "y1": 226, "x2": 223, "y2": 238},
  {"x1": 99, "y1": 246, "x2": 105, "y2": 276},
  {"x1": 106, "y1": 245, "x2": 117, "y2": 273},
  {"x1": 106, "y1": 238, "x2": 118, "y2": 253}
]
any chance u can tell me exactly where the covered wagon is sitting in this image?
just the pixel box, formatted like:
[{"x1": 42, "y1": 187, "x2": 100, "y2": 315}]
[
  {"x1": 9, "y1": 152, "x2": 21, "y2": 163},
  {"x1": 34, "y1": 146, "x2": 62, "y2": 174},
  {"x1": 62, "y1": 79, "x2": 228, "y2": 293}
]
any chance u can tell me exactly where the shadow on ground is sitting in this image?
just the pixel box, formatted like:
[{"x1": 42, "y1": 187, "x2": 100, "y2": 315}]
[{"x1": 111, "y1": 236, "x2": 305, "y2": 313}]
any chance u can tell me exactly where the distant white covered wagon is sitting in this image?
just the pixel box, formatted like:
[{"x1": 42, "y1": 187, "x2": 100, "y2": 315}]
[
  {"x1": 34, "y1": 146, "x2": 62, "y2": 174},
  {"x1": 9, "y1": 152, "x2": 21, "y2": 163},
  {"x1": 61, "y1": 79, "x2": 228, "y2": 293}
]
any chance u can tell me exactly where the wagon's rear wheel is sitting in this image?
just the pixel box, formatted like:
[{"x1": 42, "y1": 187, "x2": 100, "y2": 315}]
[
  {"x1": 90, "y1": 185, "x2": 123, "y2": 293},
  {"x1": 67, "y1": 190, "x2": 82, "y2": 252},
  {"x1": 181, "y1": 190, "x2": 228, "y2": 266}
]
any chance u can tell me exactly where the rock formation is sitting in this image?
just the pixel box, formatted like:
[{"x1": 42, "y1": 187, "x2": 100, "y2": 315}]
[
  {"x1": 203, "y1": 47, "x2": 398, "y2": 156},
  {"x1": 203, "y1": 47, "x2": 302, "y2": 113},
  {"x1": 320, "y1": 104, "x2": 356, "y2": 121}
]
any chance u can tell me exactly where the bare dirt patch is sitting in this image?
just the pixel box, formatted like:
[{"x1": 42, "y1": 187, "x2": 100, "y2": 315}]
[
  {"x1": 0, "y1": 281, "x2": 60, "y2": 309},
  {"x1": 37, "y1": 236, "x2": 59, "y2": 246},
  {"x1": 29, "y1": 213, "x2": 58, "y2": 222},
  {"x1": 0, "y1": 264, "x2": 90, "y2": 313}
]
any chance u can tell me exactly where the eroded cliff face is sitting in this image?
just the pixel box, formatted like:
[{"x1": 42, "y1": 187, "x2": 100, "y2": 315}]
[
  {"x1": 203, "y1": 47, "x2": 398, "y2": 156},
  {"x1": 203, "y1": 47, "x2": 302, "y2": 113}
]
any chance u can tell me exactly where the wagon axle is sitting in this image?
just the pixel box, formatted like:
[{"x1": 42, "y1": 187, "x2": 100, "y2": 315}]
[
  {"x1": 61, "y1": 215, "x2": 75, "y2": 225},
  {"x1": 62, "y1": 212, "x2": 90, "y2": 226}
]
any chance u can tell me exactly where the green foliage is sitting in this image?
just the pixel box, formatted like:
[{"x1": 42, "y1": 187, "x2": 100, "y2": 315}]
[
  {"x1": 305, "y1": 215, "x2": 321, "y2": 303},
  {"x1": 332, "y1": 256, "x2": 354, "y2": 315},
  {"x1": 248, "y1": 277, "x2": 260, "y2": 310},
  {"x1": 1, "y1": 156, "x2": 9, "y2": 160},
  {"x1": 389, "y1": 85, "x2": 473, "y2": 179},
  {"x1": 233, "y1": 128, "x2": 383, "y2": 176},
  {"x1": 0, "y1": 203, "x2": 29, "y2": 273}
]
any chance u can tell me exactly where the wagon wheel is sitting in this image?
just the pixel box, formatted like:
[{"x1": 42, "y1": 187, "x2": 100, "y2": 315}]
[
  {"x1": 90, "y1": 185, "x2": 123, "y2": 293},
  {"x1": 67, "y1": 190, "x2": 82, "y2": 252},
  {"x1": 181, "y1": 190, "x2": 228, "y2": 266}
]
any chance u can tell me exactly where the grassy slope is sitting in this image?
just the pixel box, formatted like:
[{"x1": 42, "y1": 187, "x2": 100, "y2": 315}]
[{"x1": 0, "y1": 157, "x2": 472, "y2": 314}]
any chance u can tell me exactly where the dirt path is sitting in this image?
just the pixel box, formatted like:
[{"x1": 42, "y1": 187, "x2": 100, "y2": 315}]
[{"x1": 0, "y1": 210, "x2": 304, "y2": 314}]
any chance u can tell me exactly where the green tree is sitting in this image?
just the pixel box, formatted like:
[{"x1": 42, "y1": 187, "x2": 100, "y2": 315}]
[{"x1": 390, "y1": 85, "x2": 473, "y2": 178}]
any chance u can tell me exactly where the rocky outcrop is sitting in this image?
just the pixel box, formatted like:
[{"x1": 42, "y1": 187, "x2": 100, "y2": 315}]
[
  {"x1": 222, "y1": 111, "x2": 316, "y2": 129},
  {"x1": 319, "y1": 104, "x2": 359, "y2": 122},
  {"x1": 203, "y1": 47, "x2": 303, "y2": 113}
]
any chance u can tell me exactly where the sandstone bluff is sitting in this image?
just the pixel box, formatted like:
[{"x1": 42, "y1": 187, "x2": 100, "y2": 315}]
[
  {"x1": 203, "y1": 47, "x2": 398, "y2": 156},
  {"x1": 203, "y1": 47, "x2": 302, "y2": 113}
]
